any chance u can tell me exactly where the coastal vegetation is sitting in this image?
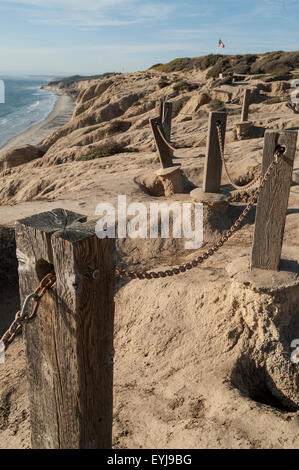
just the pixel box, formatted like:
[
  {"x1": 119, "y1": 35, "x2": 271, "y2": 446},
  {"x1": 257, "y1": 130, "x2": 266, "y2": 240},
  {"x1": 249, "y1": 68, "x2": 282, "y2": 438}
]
[
  {"x1": 150, "y1": 50, "x2": 299, "y2": 79},
  {"x1": 79, "y1": 142, "x2": 126, "y2": 161}
]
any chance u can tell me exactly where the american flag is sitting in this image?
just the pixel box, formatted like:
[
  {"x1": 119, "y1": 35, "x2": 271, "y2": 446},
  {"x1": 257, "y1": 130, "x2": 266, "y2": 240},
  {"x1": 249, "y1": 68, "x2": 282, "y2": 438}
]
[{"x1": 218, "y1": 39, "x2": 225, "y2": 48}]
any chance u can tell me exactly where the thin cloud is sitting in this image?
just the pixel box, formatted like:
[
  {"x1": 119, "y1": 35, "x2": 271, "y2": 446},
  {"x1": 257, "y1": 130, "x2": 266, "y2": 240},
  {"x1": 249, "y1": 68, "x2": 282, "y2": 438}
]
[
  {"x1": 2, "y1": 0, "x2": 177, "y2": 29},
  {"x1": 251, "y1": 0, "x2": 298, "y2": 20},
  {"x1": 0, "y1": 42, "x2": 204, "y2": 55},
  {"x1": 2, "y1": 0, "x2": 133, "y2": 10},
  {"x1": 34, "y1": 14, "x2": 140, "y2": 27}
]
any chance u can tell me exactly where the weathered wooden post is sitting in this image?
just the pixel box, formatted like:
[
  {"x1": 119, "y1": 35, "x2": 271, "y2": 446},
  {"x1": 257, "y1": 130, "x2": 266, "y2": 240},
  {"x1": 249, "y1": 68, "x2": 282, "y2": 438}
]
[
  {"x1": 155, "y1": 100, "x2": 172, "y2": 143},
  {"x1": 150, "y1": 112, "x2": 182, "y2": 195},
  {"x1": 15, "y1": 209, "x2": 115, "y2": 449},
  {"x1": 241, "y1": 88, "x2": 251, "y2": 122},
  {"x1": 233, "y1": 89, "x2": 253, "y2": 140},
  {"x1": 251, "y1": 130, "x2": 297, "y2": 271},
  {"x1": 150, "y1": 117, "x2": 173, "y2": 169},
  {"x1": 203, "y1": 111, "x2": 227, "y2": 193},
  {"x1": 190, "y1": 111, "x2": 230, "y2": 212},
  {"x1": 156, "y1": 99, "x2": 164, "y2": 122},
  {"x1": 162, "y1": 101, "x2": 172, "y2": 143}
]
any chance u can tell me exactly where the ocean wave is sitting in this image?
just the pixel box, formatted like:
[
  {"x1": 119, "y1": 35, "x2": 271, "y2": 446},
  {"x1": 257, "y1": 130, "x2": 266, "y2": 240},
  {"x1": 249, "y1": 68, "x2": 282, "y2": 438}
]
[
  {"x1": 27, "y1": 100, "x2": 41, "y2": 112},
  {"x1": 0, "y1": 80, "x2": 59, "y2": 148}
]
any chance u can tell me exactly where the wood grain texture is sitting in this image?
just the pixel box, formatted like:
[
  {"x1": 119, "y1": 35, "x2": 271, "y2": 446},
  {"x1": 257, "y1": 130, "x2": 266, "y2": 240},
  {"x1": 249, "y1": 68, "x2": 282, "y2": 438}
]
[
  {"x1": 15, "y1": 211, "x2": 115, "y2": 449},
  {"x1": 241, "y1": 89, "x2": 251, "y2": 122},
  {"x1": 15, "y1": 208, "x2": 87, "y2": 264},
  {"x1": 251, "y1": 130, "x2": 297, "y2": 271},
  {"x1": 156, "y1": 99, "x2": 163, "y2": 122},
  {"x1": 150, "y1": 117, "x2": 173, "y2": 169},
  {"x1": 203, "y1": 112, "x2": 227, "y2": 193},
  {"x1": 162, "y1": 102, "x2": 172, "y2": 143}
]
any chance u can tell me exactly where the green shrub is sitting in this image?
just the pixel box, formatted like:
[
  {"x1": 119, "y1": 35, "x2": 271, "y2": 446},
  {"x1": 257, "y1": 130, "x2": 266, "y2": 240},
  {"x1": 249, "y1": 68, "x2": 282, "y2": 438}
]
[
  {"x1": 79, "y1": 142, "x2": 125, "y2": 161},
  {"x1": 196, "y1": 54, "x2": 220, "y2": 70},
  {"x1": 150, "y1": 63, "x2": 163, "y2": 70},
  {"x1": 149, "y1": 55, "x2": 220, "y2": 73},
  {"x1": 206, "y1": 60, "x2": 223, "y2": 79},
  {"x1": 251, "y1": 52, "x2": 299, "y2": 75},
  {"x1": 263, "y1": 97, "x2": 283, "y2": 105},
  {"x1": 149, "y1": 51, "x2": 299, "y2": 78},
  {"x1": 153, "y1": 58, "x2": 193, "y2": 73}
]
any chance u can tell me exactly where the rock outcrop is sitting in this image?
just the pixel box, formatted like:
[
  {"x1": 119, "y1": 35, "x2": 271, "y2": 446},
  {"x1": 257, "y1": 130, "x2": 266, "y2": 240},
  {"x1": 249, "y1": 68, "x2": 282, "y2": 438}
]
[
  {"x1": 0, "y1": 145, "x2": 43, "y2": 170},
  {"x1": 1, "y1": 62, "x2": 297, "y2": 173}
]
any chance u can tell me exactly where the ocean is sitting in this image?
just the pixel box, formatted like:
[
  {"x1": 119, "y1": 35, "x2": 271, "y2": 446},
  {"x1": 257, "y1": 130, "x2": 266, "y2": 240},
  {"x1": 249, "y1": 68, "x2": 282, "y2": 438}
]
[{"x1": 0, "y1": 76, "x2": 58, "y2": 149}]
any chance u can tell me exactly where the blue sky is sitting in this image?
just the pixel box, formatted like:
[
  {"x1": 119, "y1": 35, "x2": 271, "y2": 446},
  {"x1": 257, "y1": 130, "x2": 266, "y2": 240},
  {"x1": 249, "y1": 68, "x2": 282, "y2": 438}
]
[{"x1": 0, "y1": 0, "x2": 298, "y2": 76}]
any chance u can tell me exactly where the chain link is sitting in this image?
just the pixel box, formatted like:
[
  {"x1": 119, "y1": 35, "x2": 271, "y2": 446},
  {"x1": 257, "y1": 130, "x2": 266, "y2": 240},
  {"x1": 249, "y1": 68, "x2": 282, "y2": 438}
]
[
  {"x1": 115, "y1": 145, "x2": 284, "y2": 280},
  {"x1": 1, "y1": 272, "x2": 56, "y2": 350},
  {"x1": 156, "y1": 125, "x2": 177, "y2": 152},
  {"x1": 157, "y1": 124, "x2": 206, "y2": 153},
  {"x1": 1, "y1": 142, "x2": 285, "y2": 349},
  {"x1": 216, "y1": 122, "x2": 261, "y2": 191}
]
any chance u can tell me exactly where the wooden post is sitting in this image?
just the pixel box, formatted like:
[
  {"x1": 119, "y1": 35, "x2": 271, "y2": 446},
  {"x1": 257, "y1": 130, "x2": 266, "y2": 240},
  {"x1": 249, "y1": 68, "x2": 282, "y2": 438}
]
[
  {"x1": 251, "y1": 130, "x2": 297, "y2": 271},
  {"x1": 203, "y1": 111, "x2": 227, "y2": 193},
  {"x1": 150, "y1": 117, "x2": 173, "y2": 169},
  {"x1": 162, "y1": 102, "x2": 172, "y2": 143},
  {"x1": 241, "y1": 89, "x2": 251, "y2": 122},
  {"x1": 156, "y1": 100, "x2": 172, "y2": 142},
  {"x1": 156, "y1": 99, "x2": 163, "y2": 122},
  {"x1": 15, "y1": 209, "x2": 115, "y2": 449}
]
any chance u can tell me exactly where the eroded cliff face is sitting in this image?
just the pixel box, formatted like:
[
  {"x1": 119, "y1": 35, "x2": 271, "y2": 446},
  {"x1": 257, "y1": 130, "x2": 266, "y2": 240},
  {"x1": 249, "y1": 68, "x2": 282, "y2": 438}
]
[
  {"x1": 0, "y1": 61, "x2": 294, "y2": 171},
  {"x1": 38, "y1": 71, "x2": 210, "y2": 164},
  {"x1": 2, "y1": 63, "x2": 295, "y2": 168},
  {"x1": 0, "y1": 63, "x2": 298, "y2": 449}
]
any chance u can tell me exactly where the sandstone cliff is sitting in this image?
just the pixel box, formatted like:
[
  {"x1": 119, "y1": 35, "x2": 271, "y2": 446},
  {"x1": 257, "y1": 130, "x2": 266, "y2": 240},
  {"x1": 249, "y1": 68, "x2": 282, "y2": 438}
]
[{"x1": 0, "y1": 55, "x2": 298, "y2": 449}]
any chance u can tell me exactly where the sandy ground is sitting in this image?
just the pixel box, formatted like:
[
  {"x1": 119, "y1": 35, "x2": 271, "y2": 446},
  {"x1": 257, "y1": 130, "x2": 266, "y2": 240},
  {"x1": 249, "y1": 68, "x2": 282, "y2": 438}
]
[
  {"x1": 0, "y1": 70, "x2": 298, "y2": 449},
  {"x1": 0, "y1": 94, "x2": 75, "y2": 155}
]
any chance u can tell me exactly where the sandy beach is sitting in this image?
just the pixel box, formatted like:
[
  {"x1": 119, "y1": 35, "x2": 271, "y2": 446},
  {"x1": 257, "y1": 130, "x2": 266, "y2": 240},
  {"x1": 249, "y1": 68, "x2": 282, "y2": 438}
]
[{"x1": 0, "y1": 93, "x2": 75, "y2": 155}]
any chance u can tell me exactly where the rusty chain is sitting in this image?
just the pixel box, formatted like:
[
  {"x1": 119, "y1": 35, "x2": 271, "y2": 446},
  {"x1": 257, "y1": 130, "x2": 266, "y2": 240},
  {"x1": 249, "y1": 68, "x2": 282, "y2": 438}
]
[
  {"x1": 216, "y1": 122, "x2": 260, "y2": 191},
  {"x1": 157, "y1": 124, "x2": 206, "y2": 152},
  {"x1": 156, "y1": 125, "x2": 177, "y2": 152},
  {"x1": 115, "y1": 144, "x2": 285, "y2": 280},
  {"x1": 1, "y1": 138, "x2": 285, "y2": 350},
  {"x1": 1, "y1": 272, "x2": 56, "y2": 351}
]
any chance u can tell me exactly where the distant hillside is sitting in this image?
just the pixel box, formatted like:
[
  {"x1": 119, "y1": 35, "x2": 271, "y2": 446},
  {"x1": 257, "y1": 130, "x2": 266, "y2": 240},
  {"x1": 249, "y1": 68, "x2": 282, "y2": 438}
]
[
  {"x1": 43, "y1": 72, "x2": 118, "y2": 97},
  {"x1": 48, "y1": 72, "x2": 117, "y2": 88},
  {"x1": 150, "y1": 51, "x2": 299, "y2": 80}
]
